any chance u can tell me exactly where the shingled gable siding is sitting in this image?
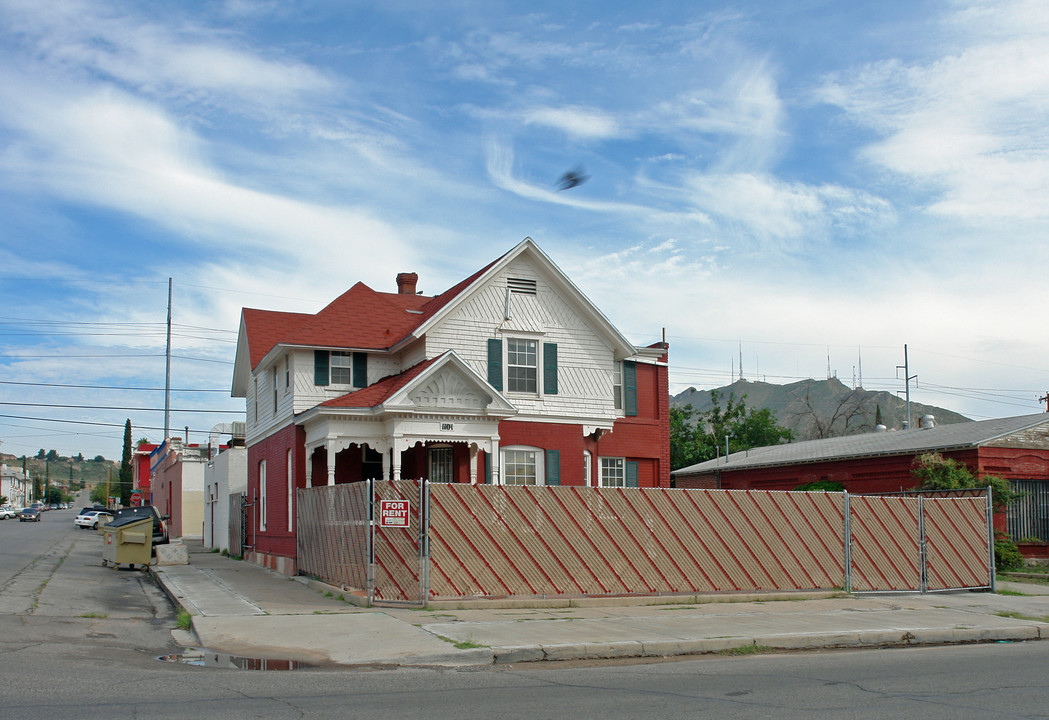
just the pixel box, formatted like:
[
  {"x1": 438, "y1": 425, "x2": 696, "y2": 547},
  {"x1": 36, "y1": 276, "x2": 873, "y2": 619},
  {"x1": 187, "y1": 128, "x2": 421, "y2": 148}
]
[{"x1": 424, "y1": 258, "x2": 620, "y2": 420}]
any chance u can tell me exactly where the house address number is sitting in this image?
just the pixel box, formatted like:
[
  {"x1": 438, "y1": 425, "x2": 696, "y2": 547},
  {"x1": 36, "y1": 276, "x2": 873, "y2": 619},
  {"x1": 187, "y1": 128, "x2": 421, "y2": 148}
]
[{"x1": 441, "y1": 423, "x2": 454, "y2": 431}]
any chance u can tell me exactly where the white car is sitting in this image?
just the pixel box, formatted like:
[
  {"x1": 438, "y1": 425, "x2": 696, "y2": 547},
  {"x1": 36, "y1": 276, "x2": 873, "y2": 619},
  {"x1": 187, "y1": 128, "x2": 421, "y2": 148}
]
[
  {"x1": 73, "y1": 509, "x2": 112, "y2": 529},
  {"x1": 0, "y1": 506, "x2": 17, "y2": 520}
]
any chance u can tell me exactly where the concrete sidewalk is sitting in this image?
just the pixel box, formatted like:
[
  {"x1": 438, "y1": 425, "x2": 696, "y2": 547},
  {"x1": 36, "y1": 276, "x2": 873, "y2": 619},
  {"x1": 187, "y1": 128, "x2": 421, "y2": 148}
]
[{"x1": 152, "y1": 542, "x2": 1049, "y2": 669}]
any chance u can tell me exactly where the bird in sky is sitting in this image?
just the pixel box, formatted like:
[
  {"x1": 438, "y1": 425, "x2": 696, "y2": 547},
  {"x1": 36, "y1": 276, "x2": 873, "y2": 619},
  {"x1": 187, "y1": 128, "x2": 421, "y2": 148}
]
[{"x1": 556, "y1": 166, "x2": 589, "y2": 191}]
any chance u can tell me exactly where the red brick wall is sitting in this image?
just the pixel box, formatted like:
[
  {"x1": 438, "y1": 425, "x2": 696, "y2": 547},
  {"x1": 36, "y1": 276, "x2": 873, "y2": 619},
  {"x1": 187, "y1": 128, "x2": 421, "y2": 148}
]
[{"x1": 247, "y1": 423, "x2": 300, "y2": 560}]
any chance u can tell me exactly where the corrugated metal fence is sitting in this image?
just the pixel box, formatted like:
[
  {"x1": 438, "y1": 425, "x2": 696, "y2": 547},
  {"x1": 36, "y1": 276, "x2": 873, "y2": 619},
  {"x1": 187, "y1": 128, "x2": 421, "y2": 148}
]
[{"x1": 296, "y1": 482, "x2": 994, "y2": 605}]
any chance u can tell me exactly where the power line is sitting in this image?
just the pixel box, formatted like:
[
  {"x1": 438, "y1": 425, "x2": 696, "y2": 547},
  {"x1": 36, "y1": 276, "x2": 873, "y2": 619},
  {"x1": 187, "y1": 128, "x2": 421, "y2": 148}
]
[
  {"x1": 0, "y1": 413, "x2": 236, "y2": 434},
  {"x1": 0, "y1": 380, "x2": 229, "y2": 393},
  {"x1": 0, "y1": 401, "x2": 243, "y2": 414}
]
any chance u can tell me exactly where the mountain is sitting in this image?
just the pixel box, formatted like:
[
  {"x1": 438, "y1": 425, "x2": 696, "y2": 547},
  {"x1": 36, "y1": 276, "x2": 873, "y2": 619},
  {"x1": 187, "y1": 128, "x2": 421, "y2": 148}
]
[{"x1": 671, "y1": 378, "x2": 971, "y2": 441}]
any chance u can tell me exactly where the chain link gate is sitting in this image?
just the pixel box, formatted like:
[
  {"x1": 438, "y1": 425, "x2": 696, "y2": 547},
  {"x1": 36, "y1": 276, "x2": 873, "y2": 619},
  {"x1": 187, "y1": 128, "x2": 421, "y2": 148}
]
[{"x1": 844, "y1": 489, "x2": 994, "y2": 594}]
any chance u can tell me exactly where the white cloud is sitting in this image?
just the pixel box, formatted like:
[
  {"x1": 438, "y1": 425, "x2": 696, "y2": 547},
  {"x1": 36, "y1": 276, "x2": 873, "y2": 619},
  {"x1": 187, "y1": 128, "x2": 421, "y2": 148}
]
[
  {"x1": 522, "y1": 105, "x2": 622, "y2": 140},
  {"x1": 3, "y1": 0, "x2": 332, "y2": 107},
  {"x1": 680, "y1": 172, "x2": 894, "y2": 250},
  {"x1": 0, "y1": 81, "x2": 410, "y2": 282},
  {"x1": 816, "y1": 0, "x2": 1049, "y2": 225}
]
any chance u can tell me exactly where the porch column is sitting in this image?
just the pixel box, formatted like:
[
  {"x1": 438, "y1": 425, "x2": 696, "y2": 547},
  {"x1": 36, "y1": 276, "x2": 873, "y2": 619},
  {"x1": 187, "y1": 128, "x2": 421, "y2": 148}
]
[
  {"x1": 325, "y1": 440, "x2": 336, "y2": 486},
  {"x1": 469, "y1": 443, "x2": 479, "y2": 486},
  {"x1": 490, "y1": 437, "x2": 500, "y2": 485},
  {"x1": 304, "y1": 448, "x2": 313, "y2": 487},
  {"x1": 391, "y1": 437, "x2": 404, "y2": 481}
]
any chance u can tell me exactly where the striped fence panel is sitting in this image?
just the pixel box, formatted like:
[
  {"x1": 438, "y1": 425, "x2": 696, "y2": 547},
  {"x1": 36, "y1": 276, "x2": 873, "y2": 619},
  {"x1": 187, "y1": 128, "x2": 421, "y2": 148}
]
[
  {"x1": 372, "y1": 479, "x2": 424, "y2": 603},
  {"x1": 923, "y1": 496, "x2": 992, "y2": 591},
  {"x1": 296, "y1": 483, "x2": 370, "y2": 591},
  {"x1": 426, "y1": 485, "x2": 845, "y2": 600},
  {"x1": 847, "y1": 496, "x2": 921, "y2": 592},
  {"x1": 294, "y1": 484, "x2": 992, "y2": 604}
]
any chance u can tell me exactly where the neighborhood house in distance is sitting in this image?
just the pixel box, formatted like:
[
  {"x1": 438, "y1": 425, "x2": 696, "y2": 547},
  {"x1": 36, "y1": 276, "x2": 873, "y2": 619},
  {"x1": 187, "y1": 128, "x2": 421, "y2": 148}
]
[{"x1": 231, "y1": 238, "x2": 670, "y2": 574}]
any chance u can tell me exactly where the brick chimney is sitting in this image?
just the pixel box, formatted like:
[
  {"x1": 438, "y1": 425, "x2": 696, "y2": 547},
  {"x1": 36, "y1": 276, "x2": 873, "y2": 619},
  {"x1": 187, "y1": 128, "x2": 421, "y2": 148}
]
[{"x1": 396, "y1": 272, "x2": 418, "y2": 294}]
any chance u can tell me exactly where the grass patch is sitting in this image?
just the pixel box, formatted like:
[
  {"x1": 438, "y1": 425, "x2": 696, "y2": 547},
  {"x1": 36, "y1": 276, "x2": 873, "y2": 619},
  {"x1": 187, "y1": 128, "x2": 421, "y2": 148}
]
[
  {"x1": 435, "y1": 634, "x2": 489, "y2": 650},
  {"x1": 78, "y1": 612, "x2": 108, "y2": 619},
  {"x1": 998, "y1": 589, "x2": 1030, "y2": 596},
  {"x1": 176, "y1": 609, "x2": 193, "y2": 631},
  {"x1": 995, "y1": 611, "x2": 1049, "y2": 623},
  {"x1": 718, "y1": 644, "x2": 773, "y2": 656}
]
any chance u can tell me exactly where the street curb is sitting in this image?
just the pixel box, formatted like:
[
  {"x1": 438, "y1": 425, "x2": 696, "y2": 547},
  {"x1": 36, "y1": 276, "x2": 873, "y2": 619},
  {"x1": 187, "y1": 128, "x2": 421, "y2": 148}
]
[{"x1": 490, "y1": 627, "x2": 1045, "y2": 664}]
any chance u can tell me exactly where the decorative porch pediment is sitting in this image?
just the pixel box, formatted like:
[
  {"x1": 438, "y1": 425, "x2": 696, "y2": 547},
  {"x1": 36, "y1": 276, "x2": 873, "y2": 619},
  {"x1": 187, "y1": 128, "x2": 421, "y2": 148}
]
[{"x1": 383, "y1": 351, "x2": 517, "y2": 416}]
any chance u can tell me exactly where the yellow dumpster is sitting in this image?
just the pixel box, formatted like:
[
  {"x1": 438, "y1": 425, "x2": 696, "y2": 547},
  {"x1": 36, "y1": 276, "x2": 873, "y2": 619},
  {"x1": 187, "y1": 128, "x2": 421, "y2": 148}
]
[{"x1": 100, "y1": 515, "x2": 153, "y2": 570}]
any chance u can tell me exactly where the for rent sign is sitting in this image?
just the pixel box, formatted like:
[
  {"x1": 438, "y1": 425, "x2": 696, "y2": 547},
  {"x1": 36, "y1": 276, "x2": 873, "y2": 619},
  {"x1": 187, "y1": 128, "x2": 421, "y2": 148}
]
[{"x1": 379, "y1": 499, "x2": 410, "y2": 528}]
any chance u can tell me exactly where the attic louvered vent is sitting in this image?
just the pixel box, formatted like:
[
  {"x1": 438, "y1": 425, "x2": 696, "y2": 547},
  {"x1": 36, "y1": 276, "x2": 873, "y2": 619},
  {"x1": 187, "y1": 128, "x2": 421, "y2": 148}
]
[{"x1": 508, "y1": 277, "x2": 537, "y2": 295}]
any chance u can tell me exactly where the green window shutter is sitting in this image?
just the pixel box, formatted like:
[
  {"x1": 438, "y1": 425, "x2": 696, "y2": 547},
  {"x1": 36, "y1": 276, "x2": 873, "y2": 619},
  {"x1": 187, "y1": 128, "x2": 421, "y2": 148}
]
[
  {"x1": 484, "y1": 452, "x2": 491, "y2": 484},
  {"x1": 487, "y1": 338, "x2": 503, "y2": 391},
  {"x1": 352, "y1": 352, "x2": 368, "y2": 388},
  {"x1": 624, "y1": 360, "x2": 638, "y2": 416},
  {"x1": 314, "y1": 350, "x2": 330, "y2": 386},
  {"x1": 545, "y1": 450, "x2": 560, "y2": 486},
  {"x1": 543, "y1": 342, "x2": 558, "y2": 395},
  {"x1": 625, "y1": 461, "x2": 639, "y2": 488}
]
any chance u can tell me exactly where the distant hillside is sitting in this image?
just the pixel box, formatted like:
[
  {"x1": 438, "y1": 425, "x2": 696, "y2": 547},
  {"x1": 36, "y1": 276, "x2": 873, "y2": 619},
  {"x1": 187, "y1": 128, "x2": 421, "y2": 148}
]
[
  {"x1": 0, "y1": 452, "x2": 118, "y2": 491},
  {"x1": 671, "y1": 378, "x2": 970, "y2": 441}
]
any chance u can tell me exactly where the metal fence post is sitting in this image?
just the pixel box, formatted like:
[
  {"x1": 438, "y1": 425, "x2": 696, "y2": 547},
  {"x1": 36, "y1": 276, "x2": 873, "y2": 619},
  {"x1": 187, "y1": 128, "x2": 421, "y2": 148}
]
[
  {"x1": 918, "y1": 495, "x2": 928, "y2": 594},
  {"x1": 843, "y1": 492, "x2": 852, "y2": 593},
  {"x1": 367, "y1": 478, "x2": 374, "y2": 606},
  {"x1": 987, "y1": 485, "x2": 996, "y2": 592},
  {"x1": 419, "y1": 479, "x2": 430, "y2": 606}
]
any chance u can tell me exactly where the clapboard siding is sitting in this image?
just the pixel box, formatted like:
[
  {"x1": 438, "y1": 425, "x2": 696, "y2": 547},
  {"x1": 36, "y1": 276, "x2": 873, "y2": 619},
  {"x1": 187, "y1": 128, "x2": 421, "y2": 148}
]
[{"x1": 425, "y1": 256, "x2": 620, "y2": 421}]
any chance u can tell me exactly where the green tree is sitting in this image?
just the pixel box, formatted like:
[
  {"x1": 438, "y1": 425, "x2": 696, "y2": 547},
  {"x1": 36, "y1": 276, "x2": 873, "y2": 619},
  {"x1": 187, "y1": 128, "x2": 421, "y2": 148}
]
[
  {"x1": 35, "y1": 448, "x2": 46, "y2": 459},
  {"x1": 90, "y1": 483, "x2": 109, "y2": 505},
  {"x1": 670, "y1": 390, "x2": 793, "y2": 470},
  {"x1": 118, "y1": 419, "x2": 133, "y2": 506},
  {"x1": 909, "y1": 452, "x2": 1016, "y2": 511},
  {"x1": 46, "y1": 449, "x2": 59, "y2": 462},
  {"x1": 909, "y1": 452, "x2": 1021, "y2": 571},
  {"x1": 670, "y1": 406, "x2": 707, "y2": 470}
]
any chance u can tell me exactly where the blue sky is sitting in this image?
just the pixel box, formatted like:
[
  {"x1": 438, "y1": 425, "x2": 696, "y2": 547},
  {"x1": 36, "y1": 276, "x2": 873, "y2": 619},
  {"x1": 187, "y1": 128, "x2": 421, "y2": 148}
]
[{"x1": 2, "y1": 0, "x2": 1048, "y2": 461}]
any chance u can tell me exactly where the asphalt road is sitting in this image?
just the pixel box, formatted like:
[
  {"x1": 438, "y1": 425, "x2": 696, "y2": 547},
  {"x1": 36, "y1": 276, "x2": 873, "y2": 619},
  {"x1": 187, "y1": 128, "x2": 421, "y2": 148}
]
[{"x1": 2, "y1": 505, "x2": 1049, "y2": 719}]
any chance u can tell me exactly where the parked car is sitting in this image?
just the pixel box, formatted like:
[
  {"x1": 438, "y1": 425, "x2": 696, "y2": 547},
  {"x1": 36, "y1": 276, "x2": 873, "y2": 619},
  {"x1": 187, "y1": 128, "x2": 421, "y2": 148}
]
[
  {"x1": 19, "y1": 507, "x2": 41, "y2": 522},
  {"x1": 0, "y1": 506, "x2": 17, "y2": 520},
  {"x1": 74, "y1": 509, "x2": 113, "y2": 530},
  {"x1": 111, "y1": 506, "x2": 169, "y2": 545}
]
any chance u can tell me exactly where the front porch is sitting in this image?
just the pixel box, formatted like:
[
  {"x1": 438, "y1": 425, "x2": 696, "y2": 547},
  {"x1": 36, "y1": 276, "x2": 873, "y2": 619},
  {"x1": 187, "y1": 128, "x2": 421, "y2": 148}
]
[
  {"x1": 306, "y1": 438, "x2": 493, "y2": 486},
  {"x1": 299, "y1": 351, "x2": 518, "y2": 487}
]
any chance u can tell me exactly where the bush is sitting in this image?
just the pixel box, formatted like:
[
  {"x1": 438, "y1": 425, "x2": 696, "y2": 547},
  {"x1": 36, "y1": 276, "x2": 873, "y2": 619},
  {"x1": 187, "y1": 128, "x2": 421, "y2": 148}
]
[
  {"x1": 995, "y1": 533, "x2": 1025, "y2": 572},
  {"x1": 793, "y1": 481, "x2": 845, "y2": 492}
]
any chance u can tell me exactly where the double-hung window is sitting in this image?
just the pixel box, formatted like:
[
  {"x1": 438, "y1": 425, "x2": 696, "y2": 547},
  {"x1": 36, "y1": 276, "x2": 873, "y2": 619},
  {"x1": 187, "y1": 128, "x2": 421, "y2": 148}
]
[
  {"x1": 258, "y1": 459, "x2": 267, "y2": 531},
  {"x1": 503, "y1": 449, "x2": 538, "y2": 485},
  {"x1": 506, "y1": 338, "x2": 537, "y2": 393},
  {"x1": 600, "y1": 457, "x2": 625, "y2": 488},
  {"x1": 330, "y1": 351, "x2": 352, "y2": 384}
]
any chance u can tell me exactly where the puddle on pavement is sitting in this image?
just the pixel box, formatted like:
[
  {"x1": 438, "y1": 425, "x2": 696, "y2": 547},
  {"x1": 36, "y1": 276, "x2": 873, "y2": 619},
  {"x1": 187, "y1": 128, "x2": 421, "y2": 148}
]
[{"x1": 158, "y1": 649, "x2": 310, "y2": 670}]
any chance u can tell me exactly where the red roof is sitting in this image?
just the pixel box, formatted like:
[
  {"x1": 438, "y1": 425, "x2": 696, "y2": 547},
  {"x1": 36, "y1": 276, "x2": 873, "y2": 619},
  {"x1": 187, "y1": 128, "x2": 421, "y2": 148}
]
[
  {"x1": 242, "y1": 256, "x2": 503, "y2": 370},
  {"x1": 319, "y1": 355, "x2": 441, "y2": 409}
]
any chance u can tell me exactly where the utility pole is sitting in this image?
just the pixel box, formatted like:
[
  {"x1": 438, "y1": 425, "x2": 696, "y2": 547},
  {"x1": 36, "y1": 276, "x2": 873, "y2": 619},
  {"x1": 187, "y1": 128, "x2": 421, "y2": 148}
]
[
  {"x1": 896, "y1": 344, "x2": 918, "y2": 429},
  {"x1": 164, "y1": 277, "x2": 172, "y2": 441}
]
